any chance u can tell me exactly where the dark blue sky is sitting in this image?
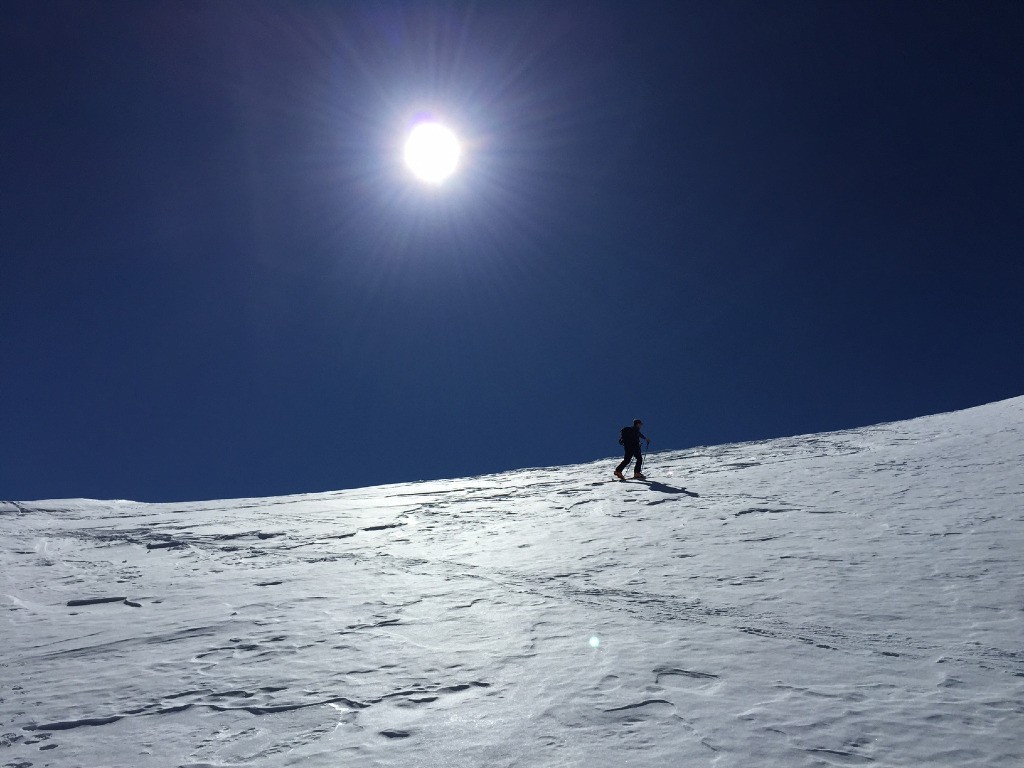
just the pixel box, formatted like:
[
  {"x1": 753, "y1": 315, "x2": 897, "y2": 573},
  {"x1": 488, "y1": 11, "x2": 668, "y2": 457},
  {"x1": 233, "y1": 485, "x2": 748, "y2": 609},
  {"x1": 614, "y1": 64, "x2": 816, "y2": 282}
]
[{"x1": 3, "y1": 1, "x2": 1022, "y2": 502}]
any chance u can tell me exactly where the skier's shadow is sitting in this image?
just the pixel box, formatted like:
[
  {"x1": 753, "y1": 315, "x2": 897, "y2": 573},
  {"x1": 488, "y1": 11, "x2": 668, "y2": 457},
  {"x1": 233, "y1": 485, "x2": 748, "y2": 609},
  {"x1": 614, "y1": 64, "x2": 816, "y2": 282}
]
[{"x1": 640, "y1": 480, "x2": 699, "y2": 497}]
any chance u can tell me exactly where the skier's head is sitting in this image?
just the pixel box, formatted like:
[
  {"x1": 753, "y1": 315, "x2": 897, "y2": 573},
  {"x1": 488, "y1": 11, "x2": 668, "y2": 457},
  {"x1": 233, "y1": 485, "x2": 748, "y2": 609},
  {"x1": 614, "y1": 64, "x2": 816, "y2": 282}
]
[{"x1": 633, "y1": 419, "x2": 643, "y2": 428}]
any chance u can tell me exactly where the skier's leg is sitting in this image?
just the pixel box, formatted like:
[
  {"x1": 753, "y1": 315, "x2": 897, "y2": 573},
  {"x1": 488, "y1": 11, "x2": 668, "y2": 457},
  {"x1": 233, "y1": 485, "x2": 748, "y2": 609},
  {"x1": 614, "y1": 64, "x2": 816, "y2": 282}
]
[{"x1": 615, "y1": 449, "x2": 632, "y2": 475}]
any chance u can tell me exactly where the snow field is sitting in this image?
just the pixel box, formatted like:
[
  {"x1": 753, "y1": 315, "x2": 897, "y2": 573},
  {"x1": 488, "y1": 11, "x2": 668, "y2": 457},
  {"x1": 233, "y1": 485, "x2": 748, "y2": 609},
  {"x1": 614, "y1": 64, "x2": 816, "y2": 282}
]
[{"x1": 2, "y1": 397, "x2": 1022, "y2": 766}]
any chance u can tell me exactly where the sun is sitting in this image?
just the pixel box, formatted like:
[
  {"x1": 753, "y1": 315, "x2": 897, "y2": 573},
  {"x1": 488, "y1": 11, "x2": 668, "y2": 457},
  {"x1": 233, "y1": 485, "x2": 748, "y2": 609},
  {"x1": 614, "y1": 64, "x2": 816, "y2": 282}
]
[{"x1": 404, "y1": 121, "x2": 461, "y2": 184}]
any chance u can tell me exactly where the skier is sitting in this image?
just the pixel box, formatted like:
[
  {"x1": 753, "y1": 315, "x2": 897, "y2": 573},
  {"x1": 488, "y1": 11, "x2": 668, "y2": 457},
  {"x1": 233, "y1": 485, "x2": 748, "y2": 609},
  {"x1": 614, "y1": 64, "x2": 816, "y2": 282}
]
[{"x1": 615, "y1": 419, "x2": 651, "y2": 480}]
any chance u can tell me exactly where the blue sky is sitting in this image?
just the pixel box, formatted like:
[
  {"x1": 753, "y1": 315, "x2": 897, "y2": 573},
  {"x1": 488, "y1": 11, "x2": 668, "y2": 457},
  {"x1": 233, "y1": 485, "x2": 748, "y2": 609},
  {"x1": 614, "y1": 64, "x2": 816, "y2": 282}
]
[{"x1": 3, "y1": 1, "x2": 1022, "y2": 502}]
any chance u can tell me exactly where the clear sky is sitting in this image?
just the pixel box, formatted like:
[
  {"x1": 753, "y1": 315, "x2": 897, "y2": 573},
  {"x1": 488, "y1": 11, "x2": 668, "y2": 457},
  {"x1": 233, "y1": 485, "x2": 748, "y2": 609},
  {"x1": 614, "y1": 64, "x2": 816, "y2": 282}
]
[{"x1": 3, "y1": 1, "x2": 1022, "y2": 502}]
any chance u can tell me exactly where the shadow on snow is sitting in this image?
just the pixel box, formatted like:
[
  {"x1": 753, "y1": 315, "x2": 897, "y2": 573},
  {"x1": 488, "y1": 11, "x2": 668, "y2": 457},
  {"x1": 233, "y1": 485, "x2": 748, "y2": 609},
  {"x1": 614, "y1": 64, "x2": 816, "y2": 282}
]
[{"x1": 639, "y1": 480, "x2": 699, "y2": 497}]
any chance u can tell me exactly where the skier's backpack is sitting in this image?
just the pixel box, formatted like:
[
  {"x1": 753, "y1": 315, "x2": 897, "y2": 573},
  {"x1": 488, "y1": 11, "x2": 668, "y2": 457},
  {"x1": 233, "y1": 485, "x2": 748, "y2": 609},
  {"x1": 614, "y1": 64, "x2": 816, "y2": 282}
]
[{"x1": 618, "y1": 426, "x2": 630, "y2": 446}]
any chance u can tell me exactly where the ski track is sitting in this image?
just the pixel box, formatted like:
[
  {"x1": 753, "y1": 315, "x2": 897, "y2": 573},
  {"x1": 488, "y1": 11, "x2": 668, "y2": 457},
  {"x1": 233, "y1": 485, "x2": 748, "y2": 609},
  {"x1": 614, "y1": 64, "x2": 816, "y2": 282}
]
[{"x1": 2, "y1": 398, "x2": 1023, "y2": 766}]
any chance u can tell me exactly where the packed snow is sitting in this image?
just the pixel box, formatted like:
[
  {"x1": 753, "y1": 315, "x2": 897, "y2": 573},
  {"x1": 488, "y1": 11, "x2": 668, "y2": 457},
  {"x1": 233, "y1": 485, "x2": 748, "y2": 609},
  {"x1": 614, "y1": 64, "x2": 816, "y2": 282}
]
[{"x1": 2, "y1": 397, "x2": 1023, "y2": 767}]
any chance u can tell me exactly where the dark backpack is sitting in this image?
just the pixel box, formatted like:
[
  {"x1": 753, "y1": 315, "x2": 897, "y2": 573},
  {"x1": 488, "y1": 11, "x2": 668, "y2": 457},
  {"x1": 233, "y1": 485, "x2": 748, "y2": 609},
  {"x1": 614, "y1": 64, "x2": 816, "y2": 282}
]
[{"x1": 618, "y1": 426, "x2": 631, "y2": 445}]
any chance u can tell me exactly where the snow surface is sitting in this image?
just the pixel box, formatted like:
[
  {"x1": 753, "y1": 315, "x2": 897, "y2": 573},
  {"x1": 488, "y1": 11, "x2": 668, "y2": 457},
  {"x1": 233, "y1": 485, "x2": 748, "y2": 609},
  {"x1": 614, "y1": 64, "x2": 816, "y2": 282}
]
[{"x1": 2, "y1": 397, "x2": 1023, "y2": 767}]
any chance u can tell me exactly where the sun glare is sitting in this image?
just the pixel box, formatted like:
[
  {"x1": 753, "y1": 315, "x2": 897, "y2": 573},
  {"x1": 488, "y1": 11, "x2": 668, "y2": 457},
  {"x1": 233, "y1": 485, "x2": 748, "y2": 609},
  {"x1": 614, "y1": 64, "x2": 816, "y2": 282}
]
[{"x1": 404, "y1": 121, "x2": 461, "y2": 184}]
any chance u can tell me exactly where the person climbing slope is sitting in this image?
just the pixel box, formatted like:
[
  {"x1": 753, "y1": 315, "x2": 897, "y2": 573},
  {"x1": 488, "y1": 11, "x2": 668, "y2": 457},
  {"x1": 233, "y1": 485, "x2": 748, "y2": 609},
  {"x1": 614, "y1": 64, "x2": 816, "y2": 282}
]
[{"x1": 615, "y1": 419, "x2": 651, "y2": 480}]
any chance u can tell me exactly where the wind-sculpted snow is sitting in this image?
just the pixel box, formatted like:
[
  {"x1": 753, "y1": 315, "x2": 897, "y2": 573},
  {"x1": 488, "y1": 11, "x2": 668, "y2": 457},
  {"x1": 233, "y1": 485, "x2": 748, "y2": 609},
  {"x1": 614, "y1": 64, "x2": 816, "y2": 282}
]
[{"x1": 2, "y1": 397, "x2": 1023, "y2": 766}]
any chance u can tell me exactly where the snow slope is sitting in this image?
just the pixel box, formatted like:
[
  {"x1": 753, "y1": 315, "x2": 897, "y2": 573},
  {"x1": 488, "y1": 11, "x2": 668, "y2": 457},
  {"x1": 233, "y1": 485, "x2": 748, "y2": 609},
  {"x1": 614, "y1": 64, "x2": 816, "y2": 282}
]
[{"x1": 2, "y1": 397, "x2": 1023, "y2": 767}]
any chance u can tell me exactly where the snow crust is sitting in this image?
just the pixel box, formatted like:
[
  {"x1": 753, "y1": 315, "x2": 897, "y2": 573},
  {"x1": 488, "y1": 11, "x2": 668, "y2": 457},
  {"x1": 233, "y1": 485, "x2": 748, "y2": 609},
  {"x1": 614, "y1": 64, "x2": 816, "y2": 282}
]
[{"x1": 3, "y1": 397, "x2": 1023, "y2": 766}]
